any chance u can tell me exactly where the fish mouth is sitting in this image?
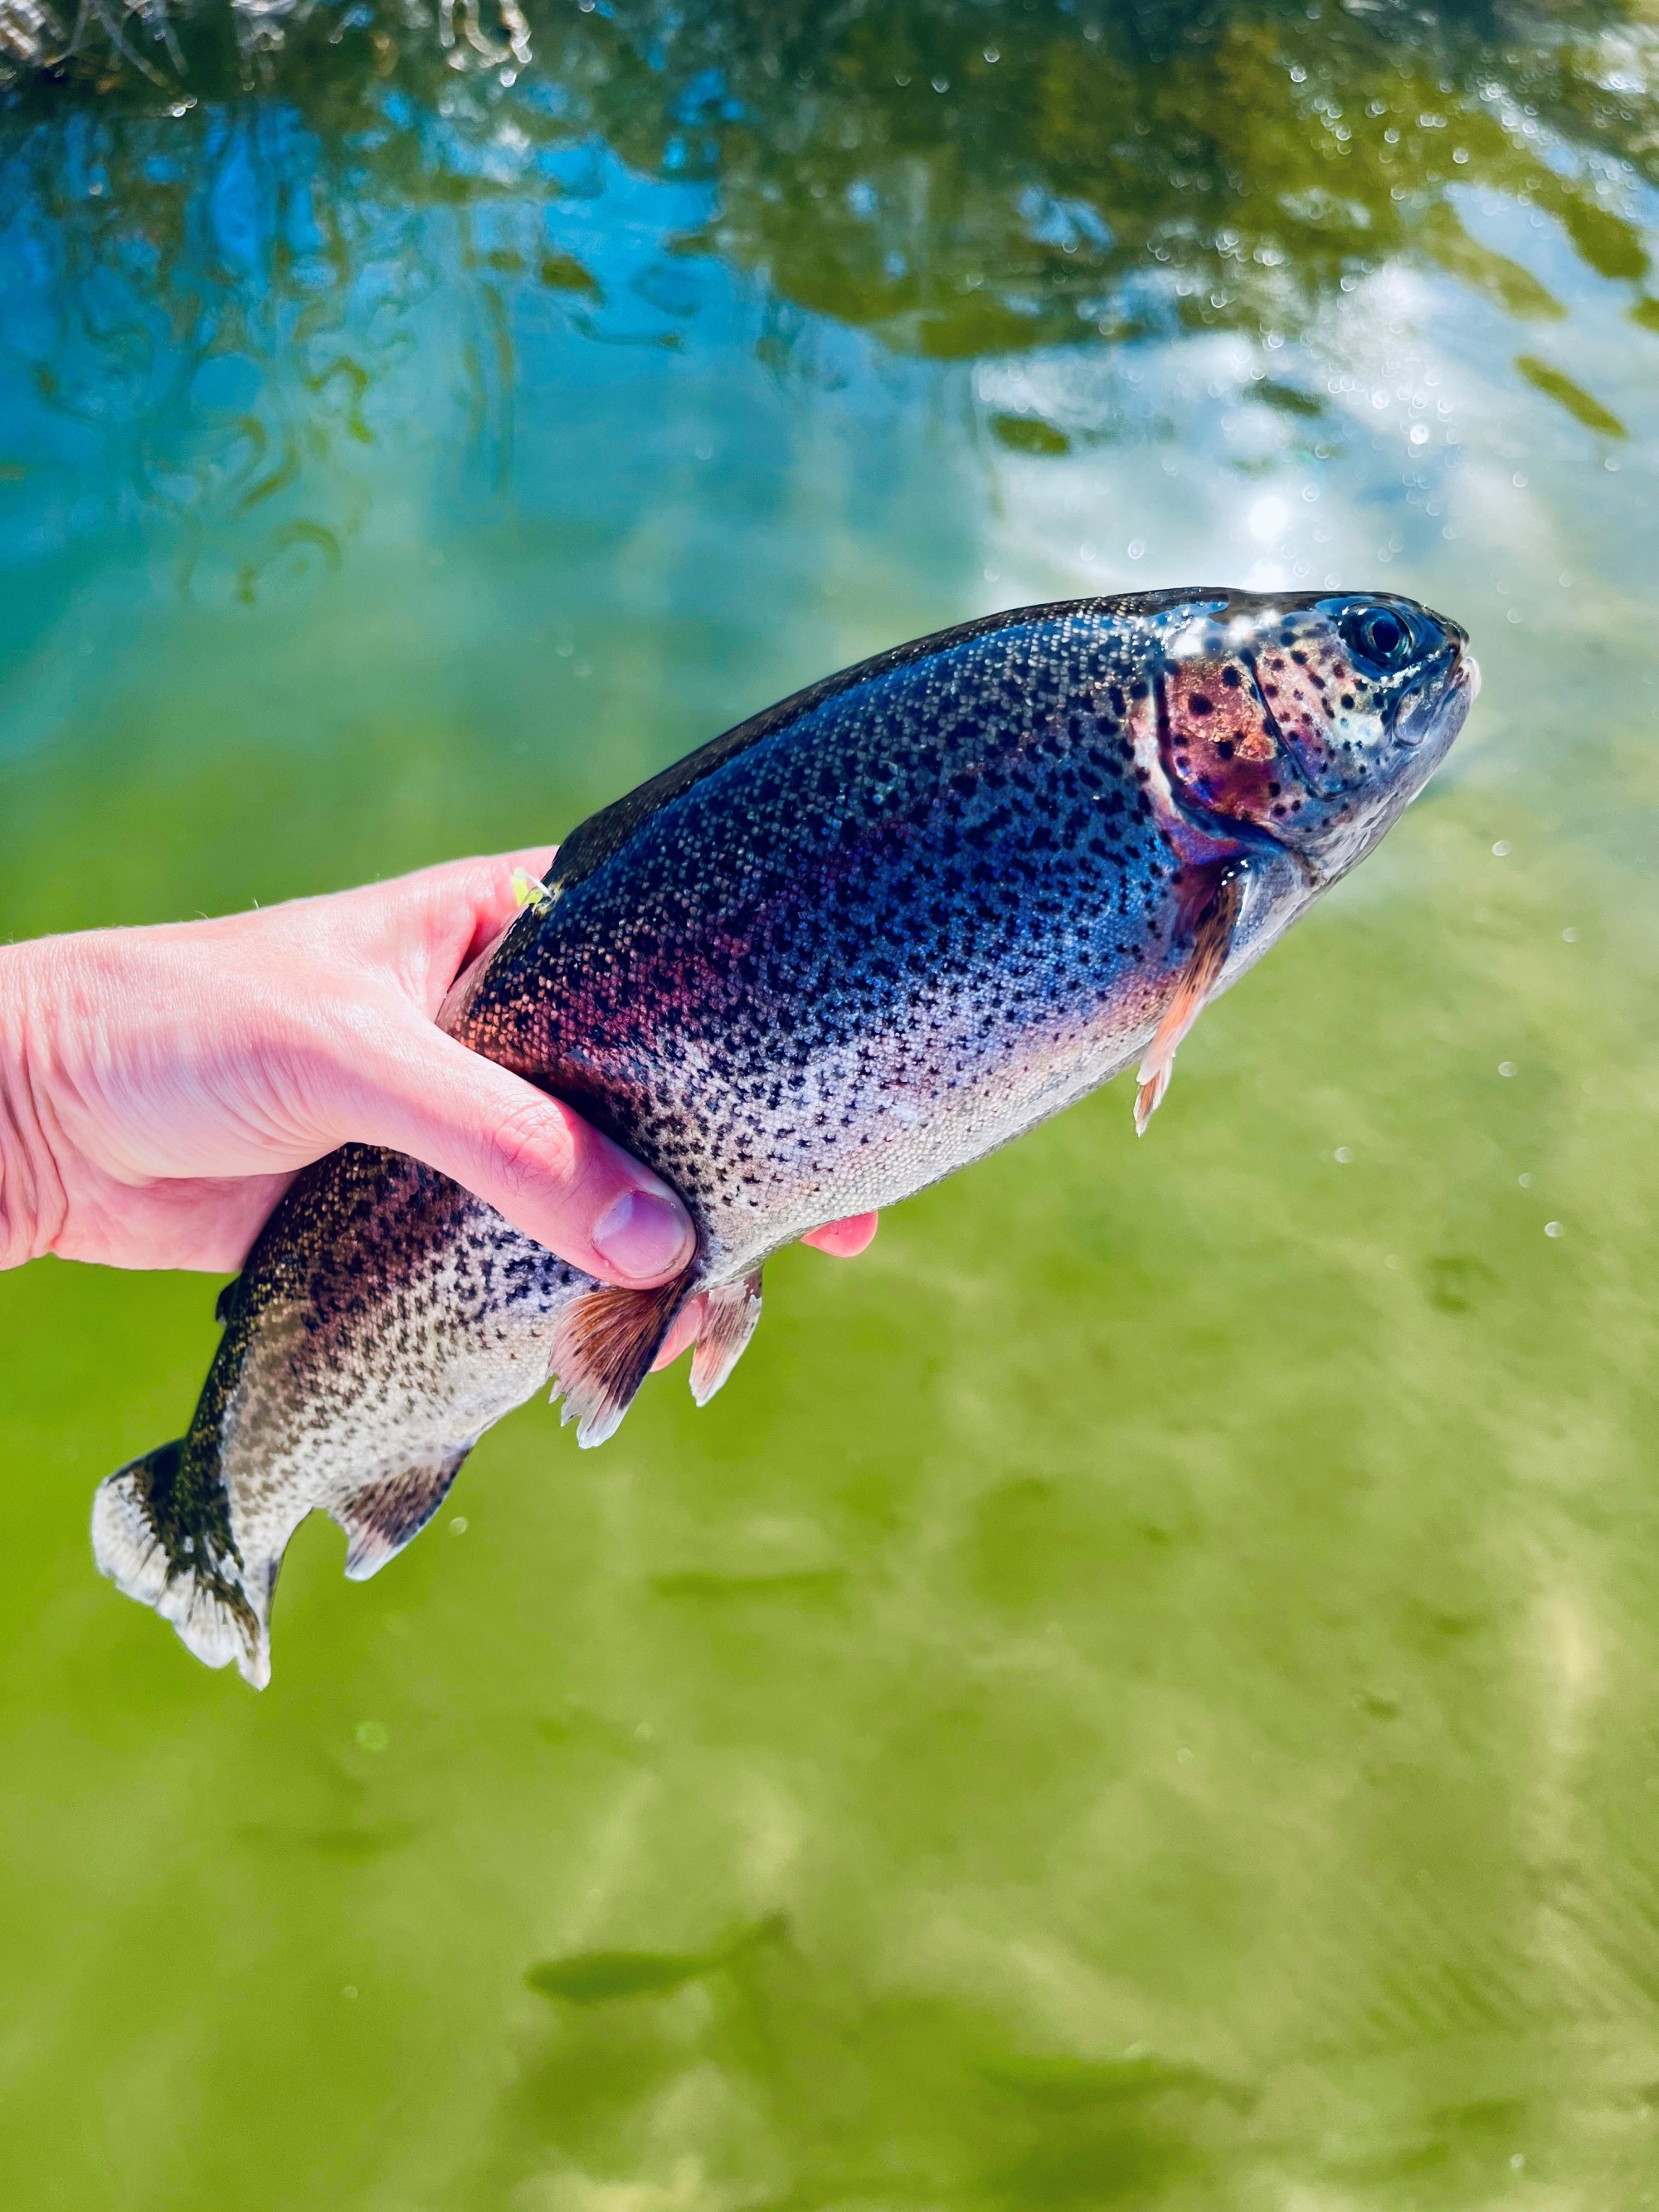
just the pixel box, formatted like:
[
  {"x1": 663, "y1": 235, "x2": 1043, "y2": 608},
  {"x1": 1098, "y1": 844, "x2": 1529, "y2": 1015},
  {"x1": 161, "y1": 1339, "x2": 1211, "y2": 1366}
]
[{"x1": 1389, "y1": 637, "x2": 1475, "y2": 750}]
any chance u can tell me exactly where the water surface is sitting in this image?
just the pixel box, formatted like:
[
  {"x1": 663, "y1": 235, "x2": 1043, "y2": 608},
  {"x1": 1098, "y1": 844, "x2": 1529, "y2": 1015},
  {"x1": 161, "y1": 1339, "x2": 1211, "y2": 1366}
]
[{"x1": 2, "y1": 2, "x2": 1659, "y2": 2205}]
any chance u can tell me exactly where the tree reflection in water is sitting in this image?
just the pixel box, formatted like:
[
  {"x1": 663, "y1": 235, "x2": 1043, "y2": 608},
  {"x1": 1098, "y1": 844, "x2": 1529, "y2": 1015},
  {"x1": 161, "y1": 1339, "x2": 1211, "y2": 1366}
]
[{"x1": 0, "y1": 0, "x2": 1653, "y2": 582}]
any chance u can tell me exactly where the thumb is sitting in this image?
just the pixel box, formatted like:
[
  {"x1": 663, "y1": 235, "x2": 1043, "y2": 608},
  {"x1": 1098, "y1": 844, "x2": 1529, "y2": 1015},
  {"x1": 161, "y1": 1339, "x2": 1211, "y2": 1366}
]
[{"x1": 343, "y1": 1015, "x2": 695, "y2": 1288}]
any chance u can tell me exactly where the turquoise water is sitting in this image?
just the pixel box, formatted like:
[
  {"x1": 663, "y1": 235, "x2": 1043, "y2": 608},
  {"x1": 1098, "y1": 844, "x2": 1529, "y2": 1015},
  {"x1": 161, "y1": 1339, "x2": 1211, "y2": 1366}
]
[{"x1": 2, "y1": 2, "x2": 1659, "y2": 2203}]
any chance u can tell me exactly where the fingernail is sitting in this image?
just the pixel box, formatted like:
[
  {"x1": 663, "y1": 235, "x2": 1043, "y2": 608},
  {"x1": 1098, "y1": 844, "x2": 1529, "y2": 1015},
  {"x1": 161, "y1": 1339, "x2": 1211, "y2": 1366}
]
[{"x1": 591, "y1": 1188, "x2": 693, "y2": 1282}]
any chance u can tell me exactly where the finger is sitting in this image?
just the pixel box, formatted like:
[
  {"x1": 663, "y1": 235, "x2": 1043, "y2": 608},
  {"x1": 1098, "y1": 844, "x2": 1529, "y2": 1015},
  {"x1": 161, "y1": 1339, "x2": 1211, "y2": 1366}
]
[
  {"x1": 348, "y1": 1019, "x2": 694, "y2": 1287},
  {"x1": 46, "y1": 1168, "x2": 297, "y2": 1274},
  {"x1": 650, "y1": 1293, "x2": 706, "y2": 1371},
  {"x1": 800, "y1": 1213, "x2": 879, "y2": 1259},
  {"x1": 452, "y1": 845, "x2": 560, "y2": 968},
  {"x1": 651, "y1": 1213, "x2": 879, "y2": 1368},
  {"x1": 315, "y1": 850, "x2": 561, "y2": 1006},
  {"x1": 426, "y1": 848, "x2": 560, "y2": 1016}
]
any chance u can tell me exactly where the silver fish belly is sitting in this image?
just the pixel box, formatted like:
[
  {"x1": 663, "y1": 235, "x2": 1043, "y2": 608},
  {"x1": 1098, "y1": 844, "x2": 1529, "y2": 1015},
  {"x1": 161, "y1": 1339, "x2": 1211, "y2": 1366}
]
[{"x1": 93, "y1": 588, "x2": 1476, "y2": 1683}]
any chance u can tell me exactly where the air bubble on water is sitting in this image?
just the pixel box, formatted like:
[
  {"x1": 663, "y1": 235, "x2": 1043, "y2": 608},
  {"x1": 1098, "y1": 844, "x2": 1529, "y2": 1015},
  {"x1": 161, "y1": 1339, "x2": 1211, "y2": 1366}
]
[
  {"x1": 1491, "y1": 840, "x2": 1511, "y2": 856},
  {"x1": 451, "y1": 1515, "x2": 469, "y2": 1534},
  {"x1": 984, "y1": 46, "x2": 1000, "y2": 61},
  {"x1": 1562, "y1": 926, "x2": 1579, "y2": 942},
  {"x1": 1499, "y1": 1061, "x2": 1516, "y2": 1077},
  {"x1": 1519, "y1": 1172, "x2": 1534, "y2": 1187},
  {"x1": 356, "y1": 1721, "x2": 389, "y2": 1752},
  {"x1": 1334, "y1": 1146, "x2": 1352, "y2": 1162},
  {"x1": 343, "y1": 1985, "x2": 358, "y2": 2000},
  {"x1": 1126, "y1": 539, "x2": 1146, "y2": 560},
  {"x1": 1545, "y1": 1221, "x2": 1564, "y2": 1238},
  {"x1": 1512, "y1": 472, "x2": 1528, "y2": 488},
  {"x1": 983, "y1": 564, "x2": 1000, "y2": 582}
]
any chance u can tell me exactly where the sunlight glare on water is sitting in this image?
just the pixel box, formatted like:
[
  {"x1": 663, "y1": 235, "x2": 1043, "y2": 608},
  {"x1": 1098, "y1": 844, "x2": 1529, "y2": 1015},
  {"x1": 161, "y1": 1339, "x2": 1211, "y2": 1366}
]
[{"x1": 1, "y1": 1, "x2": 1659, "y2": 2204}]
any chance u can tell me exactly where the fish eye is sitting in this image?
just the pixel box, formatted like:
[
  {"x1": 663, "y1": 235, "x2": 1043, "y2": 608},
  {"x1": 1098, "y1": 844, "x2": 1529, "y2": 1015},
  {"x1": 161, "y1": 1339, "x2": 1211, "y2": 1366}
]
[{"x1": 1340, "y1": 604, "x2": 1414, "y2": 669}]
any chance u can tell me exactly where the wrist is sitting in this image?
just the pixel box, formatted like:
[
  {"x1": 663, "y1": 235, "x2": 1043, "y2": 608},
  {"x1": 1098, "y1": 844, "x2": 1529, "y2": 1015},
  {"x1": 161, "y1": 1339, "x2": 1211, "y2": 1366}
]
[{"x1": 0, "y1": 939, "x2": 67, "y2": 1268}]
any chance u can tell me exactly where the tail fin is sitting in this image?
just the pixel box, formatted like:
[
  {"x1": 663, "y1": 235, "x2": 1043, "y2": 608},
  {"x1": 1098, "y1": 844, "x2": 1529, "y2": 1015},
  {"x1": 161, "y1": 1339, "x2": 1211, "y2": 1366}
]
[{"x1": 91, "y1": 1440, "x2": 275, "y2": 1690}]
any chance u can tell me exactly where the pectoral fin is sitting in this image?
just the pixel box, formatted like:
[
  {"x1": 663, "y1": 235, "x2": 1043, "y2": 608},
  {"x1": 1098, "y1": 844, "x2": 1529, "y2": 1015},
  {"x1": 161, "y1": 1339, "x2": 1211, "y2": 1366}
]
[{"x1": 1134, "y1": 861, "x2": 1246, "y2": 1134}]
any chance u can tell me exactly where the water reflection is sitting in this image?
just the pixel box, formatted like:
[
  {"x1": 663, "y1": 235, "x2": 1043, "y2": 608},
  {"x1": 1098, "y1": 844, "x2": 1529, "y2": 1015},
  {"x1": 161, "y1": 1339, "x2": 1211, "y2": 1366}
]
[{"x1": 2, "y1": 0, "x2": 1655, "y2": 591}]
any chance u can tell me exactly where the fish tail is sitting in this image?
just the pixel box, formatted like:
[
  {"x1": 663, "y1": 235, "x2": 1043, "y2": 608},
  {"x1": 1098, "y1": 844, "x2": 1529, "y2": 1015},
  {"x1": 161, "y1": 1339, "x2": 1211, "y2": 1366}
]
[{"x1": 91, "y1": 1440, "x2": 274, "y2": 1690}]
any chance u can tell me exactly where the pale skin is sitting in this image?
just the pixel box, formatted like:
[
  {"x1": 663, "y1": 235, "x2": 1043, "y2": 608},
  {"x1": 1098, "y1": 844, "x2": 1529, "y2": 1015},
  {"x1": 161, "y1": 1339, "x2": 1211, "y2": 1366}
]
[{"x1": 0, "y1": 850, "x2": 877, "y2": 1369}]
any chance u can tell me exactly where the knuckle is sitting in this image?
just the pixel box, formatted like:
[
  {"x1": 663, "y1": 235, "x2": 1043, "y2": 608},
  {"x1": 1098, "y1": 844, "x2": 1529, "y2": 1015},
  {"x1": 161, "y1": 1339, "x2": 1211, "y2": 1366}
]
[{"x1": 484, "y1": 1090, "x2": 577, "y2": 1201}]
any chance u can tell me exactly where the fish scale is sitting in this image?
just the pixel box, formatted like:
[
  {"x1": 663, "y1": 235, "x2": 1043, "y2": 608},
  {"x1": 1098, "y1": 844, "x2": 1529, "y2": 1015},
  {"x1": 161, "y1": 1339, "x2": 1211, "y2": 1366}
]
[{"x1": 90, "y1": 587, "x2": 1475, "y2": 1685}]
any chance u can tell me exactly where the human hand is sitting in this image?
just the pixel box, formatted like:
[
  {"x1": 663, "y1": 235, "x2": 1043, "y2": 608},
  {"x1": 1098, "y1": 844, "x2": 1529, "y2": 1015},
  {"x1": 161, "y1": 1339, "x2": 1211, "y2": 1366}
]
[{"x1": 0, "y1": 850, "x2": 878, "y2": 1280}]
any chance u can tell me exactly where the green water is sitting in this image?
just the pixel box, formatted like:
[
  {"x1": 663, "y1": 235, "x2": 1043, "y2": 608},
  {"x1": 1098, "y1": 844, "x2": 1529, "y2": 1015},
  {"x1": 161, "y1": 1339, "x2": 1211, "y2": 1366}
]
[{"x1": 2, "y1": 2, "x2": 1659, "y2": 2202}]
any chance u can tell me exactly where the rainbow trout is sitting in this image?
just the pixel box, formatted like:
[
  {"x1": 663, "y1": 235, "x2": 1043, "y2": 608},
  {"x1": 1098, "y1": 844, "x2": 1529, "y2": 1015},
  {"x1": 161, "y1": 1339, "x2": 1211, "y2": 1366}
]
[{"x1": 94, "y1": 588, "x2": 1474, "y2": 1684}]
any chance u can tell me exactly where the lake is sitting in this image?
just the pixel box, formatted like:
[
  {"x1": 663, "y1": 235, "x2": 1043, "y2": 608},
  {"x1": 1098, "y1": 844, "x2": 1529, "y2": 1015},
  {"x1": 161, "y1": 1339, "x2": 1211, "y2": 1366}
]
[{"x1": 2, "y1": 1, "x2": 1658, "y2": 2203}]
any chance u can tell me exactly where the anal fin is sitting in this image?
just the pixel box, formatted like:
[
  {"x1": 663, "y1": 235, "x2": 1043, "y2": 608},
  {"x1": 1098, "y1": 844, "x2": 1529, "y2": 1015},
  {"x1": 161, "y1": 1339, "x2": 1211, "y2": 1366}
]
[
  {"x1": 1135, "y1": 860, "x2": 1247, "y2": 1134},
  {"x1": 333, "y1": 1451, "x2": 470, "y2": 1581},
  {"x1": 688, "y1": 1272, "x2": 763, "y2": 1406},
  {"x1": 549, "y1": 1274, "x2": 688, "y2": 1448}
]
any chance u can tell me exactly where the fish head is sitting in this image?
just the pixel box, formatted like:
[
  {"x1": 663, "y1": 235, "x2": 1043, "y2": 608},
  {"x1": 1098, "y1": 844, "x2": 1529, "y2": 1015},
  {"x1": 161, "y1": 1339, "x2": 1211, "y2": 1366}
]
[{"x1": 1155, "y1": 589, "x2": 1477, "y2": 882}]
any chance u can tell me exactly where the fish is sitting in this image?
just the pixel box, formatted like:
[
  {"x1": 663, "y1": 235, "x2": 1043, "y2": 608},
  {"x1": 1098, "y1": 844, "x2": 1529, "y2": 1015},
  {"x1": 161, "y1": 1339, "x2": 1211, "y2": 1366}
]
[{"x1": 91, "y1": 587, "x2": 1476, "y2": 1685}]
